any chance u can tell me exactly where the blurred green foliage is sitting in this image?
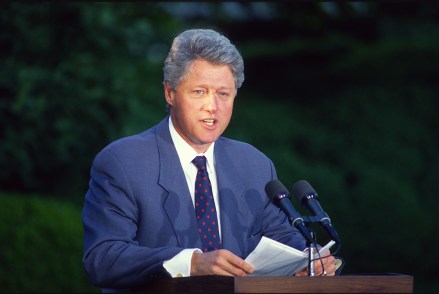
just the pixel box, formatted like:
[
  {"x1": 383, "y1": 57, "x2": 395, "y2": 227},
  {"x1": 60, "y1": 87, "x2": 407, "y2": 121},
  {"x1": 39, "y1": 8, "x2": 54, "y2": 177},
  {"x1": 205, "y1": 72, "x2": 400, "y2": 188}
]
[
  {"x1": 0, "y1": 3, "x2": 172, "y2": 197},
  {"x1": 0, "y1": 193, "x2": 98, "y2": 292},
  {"x1": 1, "y1": 2, "x2": 438, "y2": 293}
]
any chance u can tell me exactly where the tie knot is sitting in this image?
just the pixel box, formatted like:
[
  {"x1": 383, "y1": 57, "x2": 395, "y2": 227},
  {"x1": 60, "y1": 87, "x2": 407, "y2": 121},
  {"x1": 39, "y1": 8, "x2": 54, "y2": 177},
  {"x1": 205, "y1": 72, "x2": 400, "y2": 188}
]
[{"x1": 192, "y1": 156, "x2": 207, "y2": 171}]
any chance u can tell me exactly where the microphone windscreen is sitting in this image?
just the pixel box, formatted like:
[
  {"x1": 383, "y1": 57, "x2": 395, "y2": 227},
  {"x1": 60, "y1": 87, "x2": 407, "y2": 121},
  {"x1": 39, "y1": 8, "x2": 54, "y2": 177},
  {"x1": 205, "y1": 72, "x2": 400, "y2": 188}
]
[
  {"x1": 265, "y1": 180, "x2": 288, "y2": 203},
  {"x1": 292, "y1": 180, "x2": 317, "y2": 203}
]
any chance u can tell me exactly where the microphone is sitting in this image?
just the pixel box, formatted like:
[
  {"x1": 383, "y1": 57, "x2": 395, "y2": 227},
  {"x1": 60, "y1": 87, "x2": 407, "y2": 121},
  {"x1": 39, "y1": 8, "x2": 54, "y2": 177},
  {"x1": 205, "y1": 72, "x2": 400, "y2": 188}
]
[
  {"x1": 292, "y1": 180, "x2": 341, "y2": 243},
  {"x1": 265, "y1": 179, "x2": 314, "y2": 243}
]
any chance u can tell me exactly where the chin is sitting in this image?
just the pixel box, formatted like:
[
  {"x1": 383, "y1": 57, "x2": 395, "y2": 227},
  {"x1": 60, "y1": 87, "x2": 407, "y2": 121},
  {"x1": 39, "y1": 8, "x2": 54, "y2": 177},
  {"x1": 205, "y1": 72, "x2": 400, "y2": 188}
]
[{"x1": 199, "y1": 135, "x2": 219, "y2": 145}]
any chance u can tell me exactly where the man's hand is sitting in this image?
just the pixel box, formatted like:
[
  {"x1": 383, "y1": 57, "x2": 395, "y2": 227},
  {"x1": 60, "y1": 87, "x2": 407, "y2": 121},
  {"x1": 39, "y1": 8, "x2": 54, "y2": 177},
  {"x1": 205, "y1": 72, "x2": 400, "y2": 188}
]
[
  {"x1": 191, "y1": 249, "x2": 254, "y2": 276},
  {"x1": 294, "y1": 250, "x2": 336, "y2": 277}
]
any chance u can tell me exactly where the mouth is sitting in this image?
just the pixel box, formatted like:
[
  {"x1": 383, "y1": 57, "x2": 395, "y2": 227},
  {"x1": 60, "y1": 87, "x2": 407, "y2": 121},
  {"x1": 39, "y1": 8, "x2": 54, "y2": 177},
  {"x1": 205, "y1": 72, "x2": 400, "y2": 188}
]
[{"x1": 202, "y1": 119, "x2": 216, "y2": 127}]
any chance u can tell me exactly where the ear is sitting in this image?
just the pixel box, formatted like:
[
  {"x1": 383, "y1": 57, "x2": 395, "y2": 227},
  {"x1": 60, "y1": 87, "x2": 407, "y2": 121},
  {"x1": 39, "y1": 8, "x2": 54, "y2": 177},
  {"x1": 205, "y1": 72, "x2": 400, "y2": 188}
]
[{"x1": 164, "y1": 81, "x2": 174, "y2": 106}]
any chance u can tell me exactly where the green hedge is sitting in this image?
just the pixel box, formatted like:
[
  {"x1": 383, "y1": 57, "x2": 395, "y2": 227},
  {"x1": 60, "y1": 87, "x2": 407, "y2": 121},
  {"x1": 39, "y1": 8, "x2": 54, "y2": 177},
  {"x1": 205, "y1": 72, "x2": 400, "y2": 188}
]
[{"x1": 0, "y1": 193, "x2": 97, "y2": 292}]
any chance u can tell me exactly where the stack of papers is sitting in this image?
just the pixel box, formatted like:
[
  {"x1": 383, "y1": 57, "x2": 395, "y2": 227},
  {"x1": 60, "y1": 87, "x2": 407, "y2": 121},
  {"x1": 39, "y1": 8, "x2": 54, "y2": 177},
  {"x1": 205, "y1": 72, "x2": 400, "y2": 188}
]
[{"x1": 245, "y1": 236, "x2": 335, "y2": 276}]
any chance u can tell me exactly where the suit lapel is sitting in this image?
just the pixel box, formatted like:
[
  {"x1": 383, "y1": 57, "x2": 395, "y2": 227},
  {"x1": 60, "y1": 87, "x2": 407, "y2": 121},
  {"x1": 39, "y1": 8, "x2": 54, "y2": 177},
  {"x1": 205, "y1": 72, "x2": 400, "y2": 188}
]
[
  {"x1": 155, "y1": 117, "x2": 202, "y2": 249},
  {"x1": 214, "y1": 139, "x2": 248, "y2": 257}
]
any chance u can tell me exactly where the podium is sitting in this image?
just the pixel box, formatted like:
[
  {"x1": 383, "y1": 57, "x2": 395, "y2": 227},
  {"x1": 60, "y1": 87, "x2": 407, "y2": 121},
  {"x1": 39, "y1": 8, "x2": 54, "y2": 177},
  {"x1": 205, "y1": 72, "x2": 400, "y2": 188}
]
[{"x1": 134, "y1": 274, "x2": 413, "y2": 293}]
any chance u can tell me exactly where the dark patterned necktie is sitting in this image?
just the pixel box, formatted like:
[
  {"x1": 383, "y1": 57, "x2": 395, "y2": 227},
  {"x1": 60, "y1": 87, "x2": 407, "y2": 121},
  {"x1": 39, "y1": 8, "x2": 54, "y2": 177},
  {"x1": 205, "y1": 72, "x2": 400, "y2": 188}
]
[{"x1": 192, "y1": 156, "x2": 221, "y2": 252}]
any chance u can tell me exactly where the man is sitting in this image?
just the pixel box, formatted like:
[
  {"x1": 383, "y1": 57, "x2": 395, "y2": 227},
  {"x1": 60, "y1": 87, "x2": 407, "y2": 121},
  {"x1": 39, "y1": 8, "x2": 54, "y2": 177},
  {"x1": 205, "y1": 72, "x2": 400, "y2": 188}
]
[{"x1": 82, "y1": 28, "x2": 336, "y2": 291}]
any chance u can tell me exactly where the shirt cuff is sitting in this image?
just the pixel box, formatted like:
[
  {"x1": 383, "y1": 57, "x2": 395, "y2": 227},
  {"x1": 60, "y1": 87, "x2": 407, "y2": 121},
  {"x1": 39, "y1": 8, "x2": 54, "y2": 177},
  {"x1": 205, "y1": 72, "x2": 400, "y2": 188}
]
[{"x1": 163, "y1": 248, "x2": 202, "y2": 278}]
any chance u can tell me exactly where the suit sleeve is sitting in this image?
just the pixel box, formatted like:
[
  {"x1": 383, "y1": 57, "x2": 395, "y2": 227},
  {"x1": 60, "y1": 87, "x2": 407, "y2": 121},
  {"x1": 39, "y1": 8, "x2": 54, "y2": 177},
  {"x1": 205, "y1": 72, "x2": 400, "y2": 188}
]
[{"x1": 82, "y1": 148, "x2": 182, "y2": 289}]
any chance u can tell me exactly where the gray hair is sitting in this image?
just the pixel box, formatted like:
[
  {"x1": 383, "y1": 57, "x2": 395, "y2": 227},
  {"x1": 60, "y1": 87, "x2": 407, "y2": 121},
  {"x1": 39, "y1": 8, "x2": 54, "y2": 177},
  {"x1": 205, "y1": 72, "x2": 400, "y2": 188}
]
[{"x1": 163, "y1": 29, "x2": 245, "y2": 91}]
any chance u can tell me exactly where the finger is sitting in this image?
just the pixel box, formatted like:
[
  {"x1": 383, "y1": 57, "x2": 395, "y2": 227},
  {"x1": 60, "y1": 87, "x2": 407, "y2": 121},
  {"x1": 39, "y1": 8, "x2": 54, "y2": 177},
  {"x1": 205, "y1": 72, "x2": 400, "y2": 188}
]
[
  {"x1": 314, "y1": 256, "x2": 334, "y2": 275},
  {"x1": 191, "y1": 250, "x2": 233, "y2": 276},
  {"x1": 218, "y1": 250, "x2": 254, "y2": 276},
  {"x1": 193, "y1": 250, "x2": 253, "y2": 276},
  {"x1": 294, "y1": 267, "x2": 308, "y2": 276},
  {"x1": 227, "y1": 253, "x2": 254, "y2": 274},
  {"x1": 314, "y1": 256, "x2": 336, "y2": 276}
]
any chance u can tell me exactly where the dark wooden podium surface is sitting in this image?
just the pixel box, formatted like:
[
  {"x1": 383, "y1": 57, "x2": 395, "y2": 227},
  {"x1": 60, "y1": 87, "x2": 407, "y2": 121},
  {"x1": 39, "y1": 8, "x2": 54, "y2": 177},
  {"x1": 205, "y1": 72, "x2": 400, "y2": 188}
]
[{"x1": 134, "y1": 274, "x2": 413, "y2": 293}]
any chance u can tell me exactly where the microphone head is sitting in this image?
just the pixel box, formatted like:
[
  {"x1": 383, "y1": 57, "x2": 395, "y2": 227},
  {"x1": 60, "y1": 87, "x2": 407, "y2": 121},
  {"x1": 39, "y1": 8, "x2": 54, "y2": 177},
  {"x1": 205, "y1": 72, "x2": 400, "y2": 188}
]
[
  {"x1": 292, "y1": 180, "x2": 318, "y2": 204},
  {"x1": 265, "y1": 179, "x2": 289, "y2": 204}
]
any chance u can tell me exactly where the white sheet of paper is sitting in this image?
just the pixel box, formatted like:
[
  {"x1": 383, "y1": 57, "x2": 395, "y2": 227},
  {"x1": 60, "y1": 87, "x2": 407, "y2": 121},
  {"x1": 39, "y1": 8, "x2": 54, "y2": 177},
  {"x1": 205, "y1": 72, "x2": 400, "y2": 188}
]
[{"x1": 245, "y1": 236, "x2": 336, "y2": 277}]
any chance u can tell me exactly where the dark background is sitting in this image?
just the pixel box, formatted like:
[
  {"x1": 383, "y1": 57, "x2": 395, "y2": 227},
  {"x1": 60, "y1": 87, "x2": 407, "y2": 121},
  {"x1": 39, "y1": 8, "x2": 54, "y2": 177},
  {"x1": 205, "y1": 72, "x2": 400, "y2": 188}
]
[{"x1": 1, "y1": 2, "x2": 438, "y2": 292}]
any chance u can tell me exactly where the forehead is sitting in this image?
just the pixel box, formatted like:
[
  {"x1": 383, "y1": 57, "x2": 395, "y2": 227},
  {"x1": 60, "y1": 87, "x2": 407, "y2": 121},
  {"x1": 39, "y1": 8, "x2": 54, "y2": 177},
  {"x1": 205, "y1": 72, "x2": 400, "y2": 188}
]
[{"x1": 182, "y1": 59, "x2": 235, "y2": 87}]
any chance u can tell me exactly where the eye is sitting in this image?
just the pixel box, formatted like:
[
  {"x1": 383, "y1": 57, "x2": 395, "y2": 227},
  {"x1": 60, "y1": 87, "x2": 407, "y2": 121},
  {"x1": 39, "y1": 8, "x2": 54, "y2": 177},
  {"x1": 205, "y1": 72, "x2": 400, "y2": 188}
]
[
  {"x1": 193, "y1": 89, "x2": 206, "y2": 96},
  {"x1": 216, "y1": 91, "x2": 231, "y2": 101},
  {"x1": 218, "y1": 91, "x2": 229, "y2": 97}
]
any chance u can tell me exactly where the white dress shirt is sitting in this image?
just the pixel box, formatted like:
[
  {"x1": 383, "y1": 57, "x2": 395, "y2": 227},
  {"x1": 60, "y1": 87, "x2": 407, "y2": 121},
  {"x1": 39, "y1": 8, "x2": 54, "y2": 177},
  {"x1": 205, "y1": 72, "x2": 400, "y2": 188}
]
[{"x1": 163, "y1": 116, "x2": 222, "y2": 277}]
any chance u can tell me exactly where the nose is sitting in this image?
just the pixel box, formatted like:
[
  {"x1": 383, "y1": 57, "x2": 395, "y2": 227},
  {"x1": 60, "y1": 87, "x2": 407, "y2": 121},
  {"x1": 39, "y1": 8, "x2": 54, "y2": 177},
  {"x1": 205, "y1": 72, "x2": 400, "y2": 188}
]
[{"x1": 204, "y1": 92, "x2": 218, "y2": 112}]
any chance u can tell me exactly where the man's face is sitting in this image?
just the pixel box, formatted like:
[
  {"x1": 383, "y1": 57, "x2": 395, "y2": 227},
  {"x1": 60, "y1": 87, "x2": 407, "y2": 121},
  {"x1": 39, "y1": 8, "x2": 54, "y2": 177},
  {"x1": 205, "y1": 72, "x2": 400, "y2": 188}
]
[{"x1": 165, "y1": 59, "x2": 236, "y2": 153}]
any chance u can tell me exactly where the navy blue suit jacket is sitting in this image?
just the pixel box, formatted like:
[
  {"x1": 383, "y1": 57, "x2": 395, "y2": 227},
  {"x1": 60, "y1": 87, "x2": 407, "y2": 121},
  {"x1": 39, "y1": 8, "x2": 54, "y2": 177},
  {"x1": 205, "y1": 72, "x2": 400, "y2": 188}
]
[{"x1": 82, "y1": 117, "x2": 306, "y2": 289}]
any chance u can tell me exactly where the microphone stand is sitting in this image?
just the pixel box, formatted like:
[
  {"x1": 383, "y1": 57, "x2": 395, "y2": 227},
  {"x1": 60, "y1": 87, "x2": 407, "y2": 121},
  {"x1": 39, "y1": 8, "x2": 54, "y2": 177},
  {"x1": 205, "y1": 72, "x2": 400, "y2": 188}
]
[
  {"x1": 301, "y1": 215, "x2": 341, "y2": 277},
  {"x1": 290, "y1": 215, "x2": 340, "y2": 277},
  {"x1": 307, "y1": 232, "x2": 316, "y2": 276},
  {"x1": 302, "y1": 216, "x2": 322, "y2": 277}
]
